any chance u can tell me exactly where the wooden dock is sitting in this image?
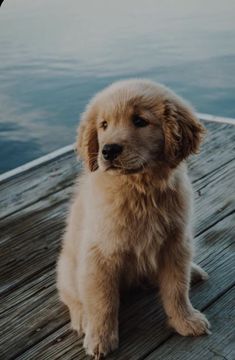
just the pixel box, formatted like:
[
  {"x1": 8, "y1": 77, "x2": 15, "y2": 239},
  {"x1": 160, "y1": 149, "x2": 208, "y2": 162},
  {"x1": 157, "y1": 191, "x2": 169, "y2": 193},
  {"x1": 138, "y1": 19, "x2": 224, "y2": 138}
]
[{"x1": 0, "y1": 118, "x2": 234, "y2": 360}]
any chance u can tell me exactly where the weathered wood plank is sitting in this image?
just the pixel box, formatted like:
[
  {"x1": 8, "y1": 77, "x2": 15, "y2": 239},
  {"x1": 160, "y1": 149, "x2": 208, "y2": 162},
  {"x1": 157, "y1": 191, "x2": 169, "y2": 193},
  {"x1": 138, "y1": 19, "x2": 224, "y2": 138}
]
[
  {"x1": 1, "y1": 158, "x2": 234, "y2": 297},
  {"x1": 193, "y1": 160, "x2": 235, "y2": 234},
  {"x1": 197, "y1": 113, "x2": 235, "y2": 125},
  {"x1": 0, "y1": 123, "x2": 234, "y2": 221},
  {"x1": 1, "y1": 213, "x2": 234, "y2": 359},
  {"x1": 0, "y1": 199, "x2": 67, "y2": 295},
  {"x1": 144, "y1": 286, "x2": 235, "y2": 360},
  {"x1": 188, "y1": 123, "x2": 235, "y2": 181},
  {"x1": 0, "y1": 151, "x2": 80, "y2": 220},
  {"x1": 0, "y1": 145, "x2": 75, "y2": 183}
]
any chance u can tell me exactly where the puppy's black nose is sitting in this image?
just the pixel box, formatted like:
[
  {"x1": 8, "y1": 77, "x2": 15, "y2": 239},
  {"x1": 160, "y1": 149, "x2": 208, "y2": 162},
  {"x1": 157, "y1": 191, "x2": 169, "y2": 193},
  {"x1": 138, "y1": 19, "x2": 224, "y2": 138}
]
[{"x1": 102, "y1": 143, "x2": 123, "y2": 161}]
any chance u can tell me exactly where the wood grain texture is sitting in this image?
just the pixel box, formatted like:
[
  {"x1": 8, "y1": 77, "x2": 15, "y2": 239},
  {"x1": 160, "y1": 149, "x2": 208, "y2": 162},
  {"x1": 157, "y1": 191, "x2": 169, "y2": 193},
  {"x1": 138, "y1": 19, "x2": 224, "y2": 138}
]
[
  {"x1": 0, "y1": 122, "x2": 234, "y2": 359},
  {"x1": 8, "y1": 213, "x2": 234, "y2": 360},
  {"x1": 0, "y1": 151, "x2": 80, "y2": 220},
  {"x1": 1, "y1": 210, "x2": 234, "y2": 359}
]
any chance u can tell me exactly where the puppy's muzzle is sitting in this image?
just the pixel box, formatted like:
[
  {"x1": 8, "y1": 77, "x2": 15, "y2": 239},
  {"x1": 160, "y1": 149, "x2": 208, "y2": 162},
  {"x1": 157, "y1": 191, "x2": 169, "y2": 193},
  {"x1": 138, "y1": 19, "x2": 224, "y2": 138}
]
[{"x1": 102, "y1": 143, "x2": 123, "y2": 161}]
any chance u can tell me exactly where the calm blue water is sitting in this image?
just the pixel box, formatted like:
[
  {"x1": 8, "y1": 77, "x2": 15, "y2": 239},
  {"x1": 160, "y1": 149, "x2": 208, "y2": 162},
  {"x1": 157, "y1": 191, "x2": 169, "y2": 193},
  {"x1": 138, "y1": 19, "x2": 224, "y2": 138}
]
[{"x1": 0, "y1": 0, "x2": 235, "y2": 174}]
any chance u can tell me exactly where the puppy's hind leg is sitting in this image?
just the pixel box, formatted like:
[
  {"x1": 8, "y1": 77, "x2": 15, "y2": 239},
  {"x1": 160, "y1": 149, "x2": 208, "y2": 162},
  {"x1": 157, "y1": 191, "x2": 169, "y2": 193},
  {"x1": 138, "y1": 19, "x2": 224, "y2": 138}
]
[
  {"x1": 158, "y1": 239, "x2": 210, "y2": 336},
  {"x1": 190, "y1": 262, "x2": 208, "y2": 284},
  {"x1": 56, "y1": 247, "x2": 85, "y2": 335}
]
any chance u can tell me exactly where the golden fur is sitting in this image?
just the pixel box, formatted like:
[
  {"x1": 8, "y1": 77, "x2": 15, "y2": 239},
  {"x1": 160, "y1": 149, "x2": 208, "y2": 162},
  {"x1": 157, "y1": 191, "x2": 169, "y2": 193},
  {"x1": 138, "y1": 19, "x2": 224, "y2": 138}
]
[{"x1": 57, "y1": 79, "x2": 210, "y2": 358}]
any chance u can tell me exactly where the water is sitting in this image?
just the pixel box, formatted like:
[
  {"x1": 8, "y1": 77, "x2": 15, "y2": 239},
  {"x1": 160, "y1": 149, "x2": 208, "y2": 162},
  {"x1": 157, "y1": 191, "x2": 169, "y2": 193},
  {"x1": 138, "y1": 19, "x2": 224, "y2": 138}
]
[{"x1": 0, "y1": 0, "x2": 235, "y2": 174}]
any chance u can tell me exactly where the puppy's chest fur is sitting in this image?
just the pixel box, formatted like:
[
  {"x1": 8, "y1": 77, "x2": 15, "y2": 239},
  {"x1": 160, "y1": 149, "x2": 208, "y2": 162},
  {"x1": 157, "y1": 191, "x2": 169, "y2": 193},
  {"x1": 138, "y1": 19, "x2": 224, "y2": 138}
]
[
  {"x1": 119, "y1": 187, "x2": 183, "y2": 276},
  {"x1": 91, "y1": 175, "x2": 186, "y2": 278}
]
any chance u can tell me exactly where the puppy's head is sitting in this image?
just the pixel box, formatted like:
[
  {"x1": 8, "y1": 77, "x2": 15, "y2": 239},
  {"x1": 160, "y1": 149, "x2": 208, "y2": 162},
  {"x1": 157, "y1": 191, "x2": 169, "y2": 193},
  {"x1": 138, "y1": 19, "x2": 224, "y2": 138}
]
[{"x1": 77, "y1": 79, "x2": 205, "y2": 174}]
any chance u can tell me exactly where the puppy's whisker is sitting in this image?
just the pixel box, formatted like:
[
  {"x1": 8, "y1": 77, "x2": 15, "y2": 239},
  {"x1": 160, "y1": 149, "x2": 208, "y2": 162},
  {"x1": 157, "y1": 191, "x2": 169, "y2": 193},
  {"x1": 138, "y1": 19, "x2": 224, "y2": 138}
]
[
  {"x1": 121, "y1": 155, "x2": 147, "y2": 169},
  {"x1": 133, "y1": 151, "x2": 148, "y2": 164}
]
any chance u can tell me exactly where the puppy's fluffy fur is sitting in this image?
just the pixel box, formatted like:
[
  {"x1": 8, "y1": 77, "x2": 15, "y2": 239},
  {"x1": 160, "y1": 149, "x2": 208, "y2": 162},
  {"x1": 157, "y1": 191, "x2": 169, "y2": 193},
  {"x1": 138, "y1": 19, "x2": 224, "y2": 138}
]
[{"x1": 57, "y1": 79, "x2": 210, "y2": 358}]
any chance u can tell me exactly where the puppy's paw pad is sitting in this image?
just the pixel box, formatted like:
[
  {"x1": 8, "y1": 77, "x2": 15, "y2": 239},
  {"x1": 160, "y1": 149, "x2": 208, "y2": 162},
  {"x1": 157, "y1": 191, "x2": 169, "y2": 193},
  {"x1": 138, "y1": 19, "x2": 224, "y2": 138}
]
[{"x1": 170, "y1": 310, "x2": 211, "y2": 336}]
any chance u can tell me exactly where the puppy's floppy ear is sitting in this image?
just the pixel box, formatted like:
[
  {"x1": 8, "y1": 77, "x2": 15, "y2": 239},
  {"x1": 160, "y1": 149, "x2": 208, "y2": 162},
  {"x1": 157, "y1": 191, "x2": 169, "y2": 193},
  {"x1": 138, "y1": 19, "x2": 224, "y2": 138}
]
[
  {"x1": 76, "y1": 104, "x2": 99, "y2": 172},
  {"x1": 163, "y1": 99, "x2": 205, "y2": 166}
]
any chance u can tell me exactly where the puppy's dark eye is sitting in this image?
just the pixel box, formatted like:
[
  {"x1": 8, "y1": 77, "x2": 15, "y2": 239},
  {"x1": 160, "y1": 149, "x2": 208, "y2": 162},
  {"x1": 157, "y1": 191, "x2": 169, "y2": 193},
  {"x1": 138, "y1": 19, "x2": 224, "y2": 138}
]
[
  {"x1": 132, "y1": 115, "x2": 148, "y2": 128},
  {"x1": 100, "y1": 120, "x2": 108, "y2": 130}
]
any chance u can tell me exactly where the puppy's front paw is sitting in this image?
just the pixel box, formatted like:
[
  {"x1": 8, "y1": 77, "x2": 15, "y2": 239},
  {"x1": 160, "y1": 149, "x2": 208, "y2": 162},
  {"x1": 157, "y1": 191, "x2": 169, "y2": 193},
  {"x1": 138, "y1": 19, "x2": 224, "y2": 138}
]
[
  {"x1": 84, "y1": 328, "x2": 119, "y2": 358},
  {"x1": 69, "y1": 305, "x2": 86, "y2": 336},
  {"x1": 169, "y1": 309, "x2": 211, "y2": 336}
]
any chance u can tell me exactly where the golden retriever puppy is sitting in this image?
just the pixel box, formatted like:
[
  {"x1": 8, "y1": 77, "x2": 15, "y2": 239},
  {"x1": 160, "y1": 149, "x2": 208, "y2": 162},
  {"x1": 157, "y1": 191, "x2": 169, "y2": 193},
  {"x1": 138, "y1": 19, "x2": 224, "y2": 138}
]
[{"x1": 57, "y1": 79, "x2": 210, "y2": 358}]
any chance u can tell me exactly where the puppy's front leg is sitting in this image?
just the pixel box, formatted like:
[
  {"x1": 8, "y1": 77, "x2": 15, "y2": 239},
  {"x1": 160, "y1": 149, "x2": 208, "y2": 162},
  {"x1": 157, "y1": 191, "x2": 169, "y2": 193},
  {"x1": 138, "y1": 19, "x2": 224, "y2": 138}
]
[
  {"x1": 158, "y1": 238, "x2": 210, "y2": 336},
  {"x1": 81, "y1": 249, "x2": 119, "y2": 358}
]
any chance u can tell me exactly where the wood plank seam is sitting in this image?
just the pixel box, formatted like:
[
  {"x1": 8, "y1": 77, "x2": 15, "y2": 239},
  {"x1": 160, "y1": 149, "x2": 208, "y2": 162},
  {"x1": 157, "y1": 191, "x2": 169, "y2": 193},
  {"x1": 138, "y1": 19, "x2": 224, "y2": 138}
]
[
  {"x1": 196, "y1": 209, "x2": 235, "y2": 238},
  {"x1": 0, "y1": 182, "x2": 73, "y2": 222},
  {"x1": 196, "y1": 164, "x2": 234, "y2": 192},
  {"x1": 0, "y1": 146, "x2": 75, "y2": 184},
  {"x1": 0, "y1": 262, "x2": 55, "y2": 299},
  {"x1": 192, "y1": 157, "x2": 234, "y2": 185},
  {"x1": 13, "y1": 320, "x2": 71, "y2": 359}
]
